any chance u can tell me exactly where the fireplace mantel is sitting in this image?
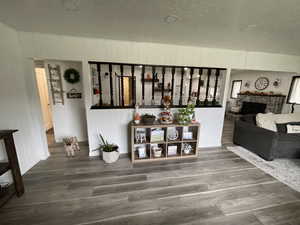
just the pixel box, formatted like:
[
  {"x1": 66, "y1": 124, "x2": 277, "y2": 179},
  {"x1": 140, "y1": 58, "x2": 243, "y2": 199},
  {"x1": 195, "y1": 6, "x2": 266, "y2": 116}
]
[{"x1": 237, "y1": 93, "x2": 286, "y2": 114}]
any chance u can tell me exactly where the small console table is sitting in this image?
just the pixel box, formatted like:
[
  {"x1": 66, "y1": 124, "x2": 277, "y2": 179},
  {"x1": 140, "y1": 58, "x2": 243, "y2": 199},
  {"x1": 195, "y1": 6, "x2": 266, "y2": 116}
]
[
  {"x1": 0, "y1": 130, "x2": 24, "y2": 207},
  {"x1": 130, "y1": 122, "x2": 200, "y2": 163}
]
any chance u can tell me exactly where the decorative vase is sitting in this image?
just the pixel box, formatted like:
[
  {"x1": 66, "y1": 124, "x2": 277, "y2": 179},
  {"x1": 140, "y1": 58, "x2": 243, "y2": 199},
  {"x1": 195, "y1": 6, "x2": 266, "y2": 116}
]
[
  {"x1": 102, "y1": 146, "x2": 119, "y2": 163},
  {"x1": 152, "y1": 146, "x2": 162, "y2": 158}
]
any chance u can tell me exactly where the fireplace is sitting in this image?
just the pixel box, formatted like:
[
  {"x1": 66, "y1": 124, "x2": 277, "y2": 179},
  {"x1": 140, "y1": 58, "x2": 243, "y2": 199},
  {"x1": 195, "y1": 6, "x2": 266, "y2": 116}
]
[
  {"x1": 237, "y1": 93, "x2": 286, "y2": 114},
  {"x1": 240, "y1": 101, "x2": 267, "y2": 115}
]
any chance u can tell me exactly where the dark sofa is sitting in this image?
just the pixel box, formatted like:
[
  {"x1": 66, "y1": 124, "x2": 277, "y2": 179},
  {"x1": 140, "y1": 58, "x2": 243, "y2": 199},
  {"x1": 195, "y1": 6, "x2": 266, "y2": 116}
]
[{"x1": 233, "y1": 116, "x2": 300, "y2": 161}]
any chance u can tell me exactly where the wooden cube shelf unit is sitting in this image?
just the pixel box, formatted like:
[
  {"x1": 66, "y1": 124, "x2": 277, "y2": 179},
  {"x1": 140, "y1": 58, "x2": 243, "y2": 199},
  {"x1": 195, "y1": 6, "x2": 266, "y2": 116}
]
[{"x1": 130, "y1": 122, "x2": 200, "y2": 163}]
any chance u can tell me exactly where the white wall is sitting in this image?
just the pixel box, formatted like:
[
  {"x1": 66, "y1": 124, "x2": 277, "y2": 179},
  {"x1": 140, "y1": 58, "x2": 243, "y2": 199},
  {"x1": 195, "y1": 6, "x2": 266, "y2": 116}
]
[
  {"x1": 88, "y1": 108, "x2": 224, "y2": 155},
  {"x1": 44, "y1": 60, "x2": 87, "y2": 142},
  {"x1": 228, "y1": 70, "x2": 299, "y2": 113},
  {"x1": 17, "y1": 31, "x2": 300, "y2": 156},
  {"x1": 0, "y1": 22, "x2": 48, "y2": 183}
]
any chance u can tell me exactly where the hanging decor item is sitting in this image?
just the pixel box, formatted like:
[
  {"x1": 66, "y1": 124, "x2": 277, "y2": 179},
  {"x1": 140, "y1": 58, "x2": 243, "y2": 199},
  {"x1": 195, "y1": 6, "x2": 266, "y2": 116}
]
[
  {"x1": 255, "y1": 77, "x2": 269, "y2": 90},
  {"x1": 48, "y1": 64, "x2": 64, "y2": 105},
  {"x1": 64, "y1": 68, "x2": 80, "y2": 84},
  {"x1": 67, "y1": 88, "x2": 82, "y2": 99},
  {"x1": 244, "y1": 81, "x2": 251, "y2": 88},
  {"x1": 273, "y1": 78, "x2": 281, "y2": 88}
]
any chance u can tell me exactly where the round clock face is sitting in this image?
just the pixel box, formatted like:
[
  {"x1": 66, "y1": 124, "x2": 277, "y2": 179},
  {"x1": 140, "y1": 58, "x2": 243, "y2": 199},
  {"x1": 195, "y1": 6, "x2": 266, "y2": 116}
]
[{"x1": 255, "y1": 77, "x2": 269, "y2": 90}]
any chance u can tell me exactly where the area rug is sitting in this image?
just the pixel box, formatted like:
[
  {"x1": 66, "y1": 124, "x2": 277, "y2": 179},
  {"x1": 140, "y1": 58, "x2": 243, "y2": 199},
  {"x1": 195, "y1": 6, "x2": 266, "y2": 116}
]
[{"x1": 227, "y1": 146, "x2": 300, "y2": 192}]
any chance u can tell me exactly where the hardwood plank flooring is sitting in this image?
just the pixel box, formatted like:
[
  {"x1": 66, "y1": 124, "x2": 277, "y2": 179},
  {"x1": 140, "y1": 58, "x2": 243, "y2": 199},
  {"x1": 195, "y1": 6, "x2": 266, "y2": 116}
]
[
  {"x1": 1, "y1": 146, "x2": 299, "y2": 225},
  {"x1": 222, "y1": 118, "x2": 234, "y2": 145}
]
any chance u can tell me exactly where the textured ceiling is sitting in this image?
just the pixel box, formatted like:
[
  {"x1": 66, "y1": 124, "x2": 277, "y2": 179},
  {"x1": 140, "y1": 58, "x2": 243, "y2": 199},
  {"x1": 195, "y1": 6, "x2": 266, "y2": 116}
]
[{"x1": 1, "y1": 0, "x2": 300, "y2": 55}]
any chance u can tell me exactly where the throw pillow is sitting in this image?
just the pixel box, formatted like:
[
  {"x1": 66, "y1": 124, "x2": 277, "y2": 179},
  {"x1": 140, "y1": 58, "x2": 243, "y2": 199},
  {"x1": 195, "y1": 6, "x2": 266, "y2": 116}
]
[
  {"x1": 276, "y1": 122, "x2": 300, "y2": 133},
  {"x1": 287, "y1": 125, "x2": 300, "y2": 134},
  {"x1": 275, "y1": 113, "x2": 300, "y2": 124},
  {"x1": 256, "y1": 113, "x2": 278, "y2": 131}
]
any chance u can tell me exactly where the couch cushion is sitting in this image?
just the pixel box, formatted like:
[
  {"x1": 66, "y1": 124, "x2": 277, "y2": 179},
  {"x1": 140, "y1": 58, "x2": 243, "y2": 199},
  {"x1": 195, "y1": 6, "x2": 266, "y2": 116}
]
[
  {"x1": 257, "y1": 112, "x2": 300, "y2": 132},
  {"x1": 287, "y1": 125, "x2": 300, "y2": 134},
  {"x1": 240, "y1": 115, "x2": 256, "y2": 125},
  {"x1": 256, "y1": 113, "x2": 279, "y2": 131},
  {"x1": 275, "y1": 112, "x2": 300, "y2": 124}
]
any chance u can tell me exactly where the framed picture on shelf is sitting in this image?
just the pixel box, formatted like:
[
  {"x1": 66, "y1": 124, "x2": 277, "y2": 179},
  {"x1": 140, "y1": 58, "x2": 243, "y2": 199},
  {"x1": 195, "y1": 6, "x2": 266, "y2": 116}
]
[
  {"x1": 135, "y1": 128, "x2": 146, "y2": 143},
  {"x1": 168, "y1": 145, "x2": 177, "y2": 156},
  {"x1": 150, "y1": 128, "x2": 164, "y2": 142}
]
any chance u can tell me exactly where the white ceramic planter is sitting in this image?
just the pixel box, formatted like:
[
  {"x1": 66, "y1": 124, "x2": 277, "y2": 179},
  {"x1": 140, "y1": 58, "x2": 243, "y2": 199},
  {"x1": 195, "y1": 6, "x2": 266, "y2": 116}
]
[{"x1": 102, "y1": 151, "x2": 119, "y2": 163}]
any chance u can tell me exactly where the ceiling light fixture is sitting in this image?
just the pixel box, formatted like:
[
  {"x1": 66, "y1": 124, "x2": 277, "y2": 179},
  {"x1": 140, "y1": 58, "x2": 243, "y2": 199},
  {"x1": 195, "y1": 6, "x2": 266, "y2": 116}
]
[
  {"x1": 164, "y1": 15, "x2": 178, "y2": 24},
  {"x1": 62, "y1": 0, "x2": 81, "y2": 11}
]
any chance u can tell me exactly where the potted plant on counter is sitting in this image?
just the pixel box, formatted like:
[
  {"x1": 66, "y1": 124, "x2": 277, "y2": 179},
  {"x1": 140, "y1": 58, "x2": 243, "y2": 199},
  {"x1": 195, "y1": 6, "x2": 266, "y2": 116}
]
[
  {"x1": 177, "y1": 103, "x2": 195, "y2": 124},
  {"x1": 99, "y1": 134, "x2": 119, "y2": 163}
]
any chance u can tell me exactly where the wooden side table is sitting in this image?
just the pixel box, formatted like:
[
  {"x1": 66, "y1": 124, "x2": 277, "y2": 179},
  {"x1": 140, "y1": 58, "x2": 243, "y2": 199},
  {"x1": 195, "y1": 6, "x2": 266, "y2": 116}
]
[{"x1": 0, "y1": 130, "x2": 24, "y2": 207}]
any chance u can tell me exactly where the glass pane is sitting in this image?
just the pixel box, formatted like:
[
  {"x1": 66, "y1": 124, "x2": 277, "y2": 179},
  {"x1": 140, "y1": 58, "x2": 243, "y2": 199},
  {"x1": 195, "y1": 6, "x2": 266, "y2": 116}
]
[
  {"x1": 289, "y1": 77, "x2": 300, "y2": 103},
  {"x1": 231, "y1": 81, "x2": 242, "y2": 99}
]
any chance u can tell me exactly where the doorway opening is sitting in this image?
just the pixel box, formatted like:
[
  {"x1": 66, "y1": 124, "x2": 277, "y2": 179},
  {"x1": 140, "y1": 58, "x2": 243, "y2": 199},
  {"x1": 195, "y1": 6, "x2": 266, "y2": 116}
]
[
  {"x1": 34, "y1": 61, "x2": 55, "y2": 148},
  {"x1": 34, "y1": 59, "x2": 88, "y2": 155}
]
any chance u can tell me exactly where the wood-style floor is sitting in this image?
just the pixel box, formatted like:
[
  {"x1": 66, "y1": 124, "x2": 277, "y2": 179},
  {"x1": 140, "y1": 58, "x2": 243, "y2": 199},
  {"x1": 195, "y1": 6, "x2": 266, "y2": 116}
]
[
  {"x1": 222, "y1": 118, "x2": 235, "y2": 145},
  {"x1": 1, "y1": 146, "x2": 300, "y2": 225}
]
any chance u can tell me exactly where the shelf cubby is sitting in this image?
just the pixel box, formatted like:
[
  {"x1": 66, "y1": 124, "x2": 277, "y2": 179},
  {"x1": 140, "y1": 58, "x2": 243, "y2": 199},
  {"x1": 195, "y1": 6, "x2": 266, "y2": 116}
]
[
  {"x1": 130, "y1": 121, "x2": 200, "y2": 163},
  {"x1": 167, "y1": 143, "x2": 182, "y2": 158},
  {"x1": 182, "y1": 142, "x2": 197, "y2": 157},
  {"x1": 150, "y1": 143, "x2": 167, "y2": 160}
]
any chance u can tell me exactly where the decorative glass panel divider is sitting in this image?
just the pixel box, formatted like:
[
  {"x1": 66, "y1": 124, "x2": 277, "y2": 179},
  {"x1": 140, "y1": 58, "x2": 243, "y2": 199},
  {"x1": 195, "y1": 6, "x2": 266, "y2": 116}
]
[{"x1": 89, "y1": 61, "x2": 226, "y2": 109}]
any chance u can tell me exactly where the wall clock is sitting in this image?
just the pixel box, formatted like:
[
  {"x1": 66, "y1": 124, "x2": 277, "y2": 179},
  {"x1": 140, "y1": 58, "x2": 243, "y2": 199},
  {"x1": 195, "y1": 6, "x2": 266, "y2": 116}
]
[{"x1": 255, "y1": 77, "x2": 269, "y2": 90}]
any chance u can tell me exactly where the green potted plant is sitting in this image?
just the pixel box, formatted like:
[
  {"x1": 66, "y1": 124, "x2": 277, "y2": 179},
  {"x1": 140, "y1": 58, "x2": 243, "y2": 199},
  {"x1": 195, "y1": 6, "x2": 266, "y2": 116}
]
[
  {"x1": 177, "y1": 104, "x2": 195, "y2": 124},
  {"x1": 98, "y1": 134, "x2": 119, "y2": 163}
]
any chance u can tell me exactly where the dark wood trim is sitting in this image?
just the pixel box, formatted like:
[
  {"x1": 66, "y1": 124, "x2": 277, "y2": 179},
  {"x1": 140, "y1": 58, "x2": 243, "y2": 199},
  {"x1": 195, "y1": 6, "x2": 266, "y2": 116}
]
[
  {"x1": 152, "y1": 66, "x2": 155, "y2": 102},
  {"x1": 88, "y1": 61, "x2": 227, "y2": 71},
  {"x1": 188, "y1": 68, "x2": 194, "y2": 102},
  {"x1": 162, "y1": 67, "x2": 166, "y2": 102},
  {"x1": 141, "y1": 66, "x2": 145, "y2": 105},
  {"x1": 204, "y1": 69, "x2": 211, "y2": 105},
  {"x1": 120, "y1": 65, "x2": 124, "y2": 106},
  {"x1": 91, "y1": 103, "x2": 222, "y2": 110},
  {"x1": 109, "y1": 64, "x2": 114, "y2": 106},
  {"x1": 3, "y1": 134, "x2": 24, "y2": 197},
  {"x1": 179, "y1": 68, "x2": 184, "y2": 105},
  {"x1": 89, "y1": 62, "x2": 226, "y2": 108},
  {"x1": 171, "y1": 67, "x2": 175, "y2": 105},
  {"x1": 118, "y1": 75, "x2": 121, "y2": 104},
  {"x1": 131, "y1": 65, "x2": 136, "y2": 106},
  {"x1": 212, "y1": 69, "x2": 220, "y2": 105},
  {"x1": 0, "y1": 130, "x2": 24, "y2": 208},
  {"x1": 230, "y1": 80, "x2": 242, "y2": 99},
  {"x1": 196, "y1": 68, "x2": 203, "y2": 106},
  {"x1": 238, "y1": 93, "x2": 286, "y2": 97},
  {"x1": 96, "y1": 63, "x2": 103, "y2": 106}
]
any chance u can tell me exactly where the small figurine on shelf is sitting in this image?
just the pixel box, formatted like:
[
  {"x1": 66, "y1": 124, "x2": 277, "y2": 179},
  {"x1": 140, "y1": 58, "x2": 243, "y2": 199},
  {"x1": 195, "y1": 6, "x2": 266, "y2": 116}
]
[
  {"x1": 134, "y1": 104, "x2": 141, "y2": 124},
  {"x1": 160, "y1": 96, "x2": 173, "y2": 124}
]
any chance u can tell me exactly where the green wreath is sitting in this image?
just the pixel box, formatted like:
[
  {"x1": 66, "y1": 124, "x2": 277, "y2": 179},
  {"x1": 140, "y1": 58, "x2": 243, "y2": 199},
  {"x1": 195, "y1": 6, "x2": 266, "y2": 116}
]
[{"x1": 64, "y1": 68, "x2": 80, "y2": 84}]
